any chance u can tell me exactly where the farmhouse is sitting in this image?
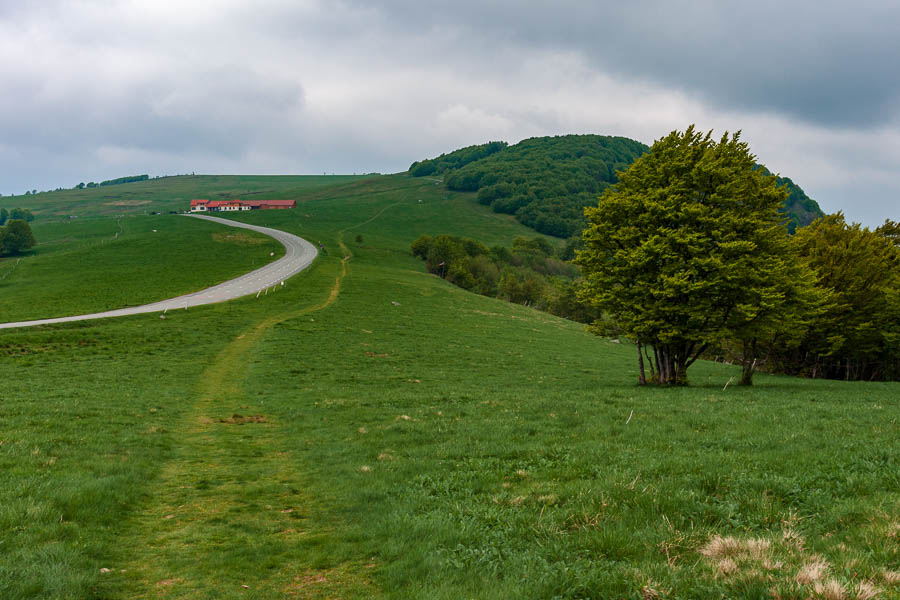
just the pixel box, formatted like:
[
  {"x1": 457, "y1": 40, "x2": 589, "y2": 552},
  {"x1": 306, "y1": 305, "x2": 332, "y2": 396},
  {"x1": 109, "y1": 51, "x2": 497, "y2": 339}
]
[{"x1": 190, "y1": 199, "x2": 296, "y2": 213}]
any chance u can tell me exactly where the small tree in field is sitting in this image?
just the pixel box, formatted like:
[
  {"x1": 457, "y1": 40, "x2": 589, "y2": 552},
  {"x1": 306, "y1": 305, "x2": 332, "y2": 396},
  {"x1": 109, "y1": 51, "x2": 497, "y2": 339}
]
[
  {"x1": 577, "y1": 126, "x2": 807, "y2": 385},
  {"x1": 0, "y1": 219, "x2": 37, "y2": 256}
]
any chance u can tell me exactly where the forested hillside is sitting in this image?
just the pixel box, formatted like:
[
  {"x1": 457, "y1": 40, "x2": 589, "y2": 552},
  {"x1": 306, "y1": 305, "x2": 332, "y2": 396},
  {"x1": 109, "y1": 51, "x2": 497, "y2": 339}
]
[
  {"x1": 408, "y1": 141, "x2": 507, "y2": 177},
  {"x1": 411, "y1": 135, "x2": 824, "y2": 237}
]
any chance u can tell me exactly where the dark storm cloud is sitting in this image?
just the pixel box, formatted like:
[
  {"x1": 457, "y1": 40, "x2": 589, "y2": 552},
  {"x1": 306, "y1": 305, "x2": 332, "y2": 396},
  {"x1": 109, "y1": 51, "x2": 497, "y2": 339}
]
[{"x1": 337, "y1": 0, "x2": 900, "y2": 128}]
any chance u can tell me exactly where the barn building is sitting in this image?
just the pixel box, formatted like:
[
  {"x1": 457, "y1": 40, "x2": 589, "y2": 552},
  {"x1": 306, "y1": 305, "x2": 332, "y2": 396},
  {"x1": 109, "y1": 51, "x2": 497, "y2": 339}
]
[{"x1": 190, "y1": 199, "x2": 296, "y2": 213}]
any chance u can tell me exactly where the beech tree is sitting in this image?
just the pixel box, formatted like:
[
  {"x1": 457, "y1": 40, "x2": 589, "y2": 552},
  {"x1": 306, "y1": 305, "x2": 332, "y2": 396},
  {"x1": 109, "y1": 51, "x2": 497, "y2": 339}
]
[
  {"x1": 577, "y1": 126, "x2": 805, "y2": 385},
  {"x1": 787, "y1": 214, "x2": 900, "y2": 380}
]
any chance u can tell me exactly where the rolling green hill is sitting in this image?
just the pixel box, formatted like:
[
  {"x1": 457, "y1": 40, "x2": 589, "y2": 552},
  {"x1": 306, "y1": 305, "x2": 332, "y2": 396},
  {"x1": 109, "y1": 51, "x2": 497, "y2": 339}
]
[
  {"x1": 0, "y1": 174, "x2": 896, "y2": 599},
  {"x1": 0, "y1": 174, "x2": 365, "y2": 218},
  {"x1": 411, "y1": 135, "x2": 825, "y2": 237}
]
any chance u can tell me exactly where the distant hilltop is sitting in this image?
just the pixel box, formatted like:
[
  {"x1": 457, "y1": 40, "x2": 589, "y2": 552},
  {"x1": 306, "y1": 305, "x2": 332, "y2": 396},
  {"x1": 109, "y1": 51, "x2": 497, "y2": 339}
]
[
  {"x1": 189, "y1": 199, "x2": 296, "y2": 213},
  {"x1": 410, "y1": 135, "x2": 823, "y2": 237}
]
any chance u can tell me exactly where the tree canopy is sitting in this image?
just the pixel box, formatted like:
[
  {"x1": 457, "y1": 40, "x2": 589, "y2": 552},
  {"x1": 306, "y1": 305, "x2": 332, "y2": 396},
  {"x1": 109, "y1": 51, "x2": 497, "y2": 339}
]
[
  {"x1": 577, "y1": 126, "x2": 810, "y2": 385},
  {"x1": 100, "y1": 174, "x2": 149, "y2": 187},
  {"x1": 0, "y1": 207, "x2": 33, "y2": 226},
  {"x1": 408, "y1": 142, "x2": 507, "y2": 177},
  {"x1": 0, "y1": 219, "x2": 36, "y2": 256},
  {"x1": 779, "y1": 214, "x2": 900, "y2": 380}
]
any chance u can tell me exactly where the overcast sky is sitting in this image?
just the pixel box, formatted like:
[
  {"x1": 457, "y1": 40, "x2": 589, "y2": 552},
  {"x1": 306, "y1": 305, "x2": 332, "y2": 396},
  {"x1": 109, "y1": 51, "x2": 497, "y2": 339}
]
[{"x1": 1, "y1": 0, "x2": 897, "y2": 226}]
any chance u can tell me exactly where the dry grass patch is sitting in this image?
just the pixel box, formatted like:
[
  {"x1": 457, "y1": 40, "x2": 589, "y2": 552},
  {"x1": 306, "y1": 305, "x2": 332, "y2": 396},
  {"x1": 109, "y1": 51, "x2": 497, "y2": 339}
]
[
  {"x1": 812, "y1": 578, "x2": 847, "y2": 600},
  {"x1": 701, "y1": 535, "x2": 772, "y2": 563},
  {"x1": 700, "y1": 530, "x2": 891, "y2": 600},
  {"x1": 700, "y1": 534, "x2": 786, "y2": 586},
  {"x1": 641, "y1": 580, "x2": 667, "y2": 599},
  {"x1": 492, "y1": 494, "x2": 527, "y2": 507},
  {"x1": 782, "y1": 527, "x2": 806, "y2": 551},
  {"x1": 882, "y1": 570, "x2": 900, "y2": 585},
  {"x1": 796, "y1": 557, "x2": 829, "y2": 585},
  {"x1": 855, "y1": 580, "x2": 880, "y2": 600}
]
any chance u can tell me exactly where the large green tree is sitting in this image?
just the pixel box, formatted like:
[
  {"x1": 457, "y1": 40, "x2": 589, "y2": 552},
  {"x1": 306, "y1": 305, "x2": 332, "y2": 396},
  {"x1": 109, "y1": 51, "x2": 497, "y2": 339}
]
[{"x1": 577, "y1": 126, "x2": 804, "y2": 385}]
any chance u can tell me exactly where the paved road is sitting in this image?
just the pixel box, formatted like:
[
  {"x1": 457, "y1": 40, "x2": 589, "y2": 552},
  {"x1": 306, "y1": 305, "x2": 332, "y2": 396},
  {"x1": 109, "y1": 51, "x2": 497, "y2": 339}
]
[{"x1": 0, "y1": 214, "x2": 318, "y2": 330}]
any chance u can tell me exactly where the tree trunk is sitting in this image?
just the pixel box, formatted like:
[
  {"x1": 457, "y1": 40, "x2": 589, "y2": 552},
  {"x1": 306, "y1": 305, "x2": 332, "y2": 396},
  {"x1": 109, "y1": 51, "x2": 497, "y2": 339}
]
[
  {"x1": 644, "y1": 345, "x2": 657, "y2": 381},
  {"x1": 740, "y1": 338, "x2": 757, "y2": 386},
  {"x1": 637, "y1": 342, "x2": 647, "y2": 385},
  {"x1": 655, "y1": 346, "x2": 682, "y2": 385},
  {"x1": 653, "y1": 346, "x2": 662, "y2": 382},
  {"x1": 675, "y1": 352, "x2": 688, "y2": 386},
  {"x1": 658, "y1": 347, "x2": 669, "y2": 384}
]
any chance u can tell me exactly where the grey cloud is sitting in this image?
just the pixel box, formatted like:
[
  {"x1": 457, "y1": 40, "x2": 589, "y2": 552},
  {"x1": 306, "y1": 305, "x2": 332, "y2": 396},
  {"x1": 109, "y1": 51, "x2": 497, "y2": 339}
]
[
  {"x1": 1, "y1": 61, "x2": 304, "y2": 157},
  {"x1": 332, "y1": 0, "x2": 900, "y2": 128}
]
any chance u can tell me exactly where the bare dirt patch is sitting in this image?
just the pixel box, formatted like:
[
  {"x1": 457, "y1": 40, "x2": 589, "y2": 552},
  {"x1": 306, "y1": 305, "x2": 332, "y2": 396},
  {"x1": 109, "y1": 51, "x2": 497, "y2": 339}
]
[{"x1": 218, "y1": 414, "x2": 267, "y2": 425}]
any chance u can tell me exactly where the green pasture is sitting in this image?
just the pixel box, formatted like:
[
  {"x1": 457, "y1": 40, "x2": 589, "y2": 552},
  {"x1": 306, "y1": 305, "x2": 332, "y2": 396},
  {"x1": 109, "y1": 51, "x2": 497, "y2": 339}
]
[
  {"x1": 0, "y1": 175, "x2": 364, "y2": 219},
  {"x1": 0, "y1": 215, "x2": 282, "y2": 322},
  {"x1": 0, "y1": 174, "x2": 897, "y2": 599}
]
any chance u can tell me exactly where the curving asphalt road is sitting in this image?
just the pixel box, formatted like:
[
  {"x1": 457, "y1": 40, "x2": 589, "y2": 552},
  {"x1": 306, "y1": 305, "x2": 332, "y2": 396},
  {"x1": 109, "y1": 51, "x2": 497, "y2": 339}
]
[{"x1": 0, "y1": 214, "x2": 318, "y2": 330}]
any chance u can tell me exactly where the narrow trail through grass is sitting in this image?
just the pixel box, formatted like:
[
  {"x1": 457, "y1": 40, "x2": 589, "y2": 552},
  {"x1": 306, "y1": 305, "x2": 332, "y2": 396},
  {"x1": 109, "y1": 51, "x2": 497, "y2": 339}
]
[{"x1": 102, "y1": 237, "x2": 361, "y2": 598}]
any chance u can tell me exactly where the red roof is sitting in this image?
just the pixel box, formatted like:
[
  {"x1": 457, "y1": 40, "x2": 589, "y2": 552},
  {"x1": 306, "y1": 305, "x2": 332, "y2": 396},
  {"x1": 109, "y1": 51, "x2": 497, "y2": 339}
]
[{"x1": 191, "y1": 198, "x2": 296, "y2": 209}]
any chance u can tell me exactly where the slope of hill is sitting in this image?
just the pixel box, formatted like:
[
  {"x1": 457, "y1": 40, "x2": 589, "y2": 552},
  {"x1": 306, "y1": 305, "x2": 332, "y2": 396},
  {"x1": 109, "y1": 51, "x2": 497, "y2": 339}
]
[
  {"x1": 774, "y1": 174, "x2": 823, "y2": 233},
  {"x1": 411, "y1": 135, "x2": 825, "y2": 237},
  {"x1": 0, "y1": 174, "x2": 895, "y2": 599},
  {"x1": 0, "y1": 174, "x2": 364, "y2": 218}
]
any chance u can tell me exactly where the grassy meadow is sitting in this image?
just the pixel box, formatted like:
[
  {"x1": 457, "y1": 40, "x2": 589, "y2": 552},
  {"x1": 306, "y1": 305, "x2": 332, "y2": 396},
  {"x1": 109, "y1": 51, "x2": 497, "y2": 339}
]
[
  {"x1": 0, "y1": 175, "x2": 898, "y2": 599},
  {"x1": 1, "y1": 175, "x2": 365, "y2": 219},
  {"x1": 0, "y1": 215, "x2": 283, "y2": 322}
]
